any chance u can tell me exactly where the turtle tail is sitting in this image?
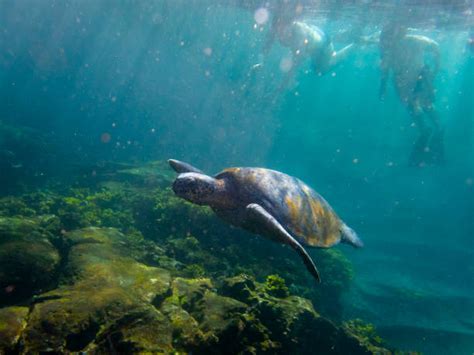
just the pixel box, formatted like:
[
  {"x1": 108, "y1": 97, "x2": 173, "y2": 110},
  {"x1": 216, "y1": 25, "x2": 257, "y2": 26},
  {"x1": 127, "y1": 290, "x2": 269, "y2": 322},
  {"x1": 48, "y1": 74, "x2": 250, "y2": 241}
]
[{"x1": 340, "y1": 223, "x2": 363, "y2": 248}]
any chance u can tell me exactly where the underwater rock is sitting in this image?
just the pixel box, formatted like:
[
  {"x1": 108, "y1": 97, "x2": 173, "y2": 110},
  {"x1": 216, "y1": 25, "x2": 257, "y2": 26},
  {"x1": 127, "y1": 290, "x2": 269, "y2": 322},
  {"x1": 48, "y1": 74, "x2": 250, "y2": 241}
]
[
  {"x1": 0, "y1": 217, "x2": 60, "y2": 305},
  {"x1": 264, "y1": 274, "x2": 290, "y2": 298},
  {"x1": 90, "y1": 306, "x2": 174, "y2": 353},
  {"x1": 221, "y1": 274, "x2": 257, "y2": 302},
  {"x1": 342, "y1": 319, "x2": 389, "y2": 354},
  {"x1": 219, "y1": 273, "x2": 390, "y2": 354},
  {"x1": 21, "y1": 227, "x2": 173, "y2": 353},
  {"x1": 159, "y1": 277, "x2": 249, "y2": 352},
  {"x1": 0, "y1": 306, "x2": 29, "y2": 352},
  {"x1": 0, "y1": 225, "x2": 390, "y2": 354}
]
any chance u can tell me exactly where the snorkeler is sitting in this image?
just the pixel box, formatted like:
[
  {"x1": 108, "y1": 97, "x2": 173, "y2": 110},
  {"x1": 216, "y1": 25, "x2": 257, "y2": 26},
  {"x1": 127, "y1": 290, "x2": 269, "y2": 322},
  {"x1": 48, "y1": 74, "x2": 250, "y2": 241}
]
[
  {"x1": 379, "y1": 22, "x2": 443, "y2": 166},
  {"x1": 261, "y1": 2, "x2": 360, "y2": 89}
]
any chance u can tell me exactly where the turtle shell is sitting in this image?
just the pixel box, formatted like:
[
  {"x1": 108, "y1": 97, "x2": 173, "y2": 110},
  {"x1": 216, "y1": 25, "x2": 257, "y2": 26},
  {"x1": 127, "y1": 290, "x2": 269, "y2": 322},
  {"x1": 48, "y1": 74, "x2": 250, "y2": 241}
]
[{"x1": 215, "y1": 167, "x2": 344, "y2": 248}]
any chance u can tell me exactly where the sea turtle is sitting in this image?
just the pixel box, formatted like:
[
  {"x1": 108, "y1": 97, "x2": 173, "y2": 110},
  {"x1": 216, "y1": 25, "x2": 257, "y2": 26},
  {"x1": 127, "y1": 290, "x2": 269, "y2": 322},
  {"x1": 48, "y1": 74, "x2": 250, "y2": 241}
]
[{"x1": 168, "y1": 159, "x2": 363, "y2": 283}]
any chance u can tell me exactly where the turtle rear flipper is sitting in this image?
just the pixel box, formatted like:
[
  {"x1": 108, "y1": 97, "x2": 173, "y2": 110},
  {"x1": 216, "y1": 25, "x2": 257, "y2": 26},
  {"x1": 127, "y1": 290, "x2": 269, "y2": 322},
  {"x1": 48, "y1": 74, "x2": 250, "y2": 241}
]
[
  {"x1": 246, "y1": 203, "x2": 321, "y2": 283},
  {"x1": 340, "y1": 223, "x2": 363, "y2": 248},
  {"x1": 168, "y1": 159, "x2": 204, "y2": 174}
]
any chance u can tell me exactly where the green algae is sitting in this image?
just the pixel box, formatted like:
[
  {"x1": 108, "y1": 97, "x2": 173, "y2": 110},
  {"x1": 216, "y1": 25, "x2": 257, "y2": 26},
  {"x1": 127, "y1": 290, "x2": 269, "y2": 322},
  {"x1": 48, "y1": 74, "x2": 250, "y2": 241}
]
[
  {"x1": 0, "y1": 306, "x2": 29, "y2": 351},
  {"x1": 0, "y1": 222, "x2": 389, "y2": 354},
  {"x1": 0, "y1": 217, "x2": 60, "y2": 304},
  {"x1": 343, "y1": 319, "x2": 386, "y2": 348},
  {"x1": 21, "y1": 227, "x2": 173, "y2": 353},
  {"x1": 264, "y1": 274, "x2": 290, "y2": 298},
  {"x1": 182, "y1": 263, "x2": 207, "y2": 278}
]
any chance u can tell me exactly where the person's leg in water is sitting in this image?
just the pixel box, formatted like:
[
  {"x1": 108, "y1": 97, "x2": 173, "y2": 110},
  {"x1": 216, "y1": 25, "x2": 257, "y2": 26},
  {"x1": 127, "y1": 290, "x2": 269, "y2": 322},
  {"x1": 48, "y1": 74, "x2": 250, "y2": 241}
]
[
  {"x1": 418, "y1": 65, "x2": 444, "y2": 164},
  {"x1": 408, "y1": 101, "x2": 432, "y2": 166},
  {"x1": 424, "y1": 104, "x2": 444, "y2": 164}
]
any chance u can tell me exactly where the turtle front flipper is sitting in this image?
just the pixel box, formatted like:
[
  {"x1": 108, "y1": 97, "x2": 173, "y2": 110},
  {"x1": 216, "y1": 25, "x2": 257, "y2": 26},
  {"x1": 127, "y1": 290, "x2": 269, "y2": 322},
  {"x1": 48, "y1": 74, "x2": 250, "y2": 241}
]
[
  {"x1": 168, "y1": 159, "x2": 204, "y2": 174},
  {"x1": 246, "y1": 203, "x2": 321, "y2": 284}
]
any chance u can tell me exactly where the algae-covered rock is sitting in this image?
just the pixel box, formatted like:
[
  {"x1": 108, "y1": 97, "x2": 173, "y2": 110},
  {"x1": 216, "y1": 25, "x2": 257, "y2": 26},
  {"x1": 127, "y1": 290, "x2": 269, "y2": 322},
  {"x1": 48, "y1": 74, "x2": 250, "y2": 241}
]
[
  {"x1": 264, "y1": 274, "x2": 290, "y2": 298},
  {"x1": 0, "y1": 306, "x2": 29, "y2": 352},
  {"x1": 0, "y1": 217, "x2": 60, "y2": 305},
  {"x1": 21, "y1": 227, "x2": 173, "y2": 353},
  {"x1": 89, "y1": 306, "x2": 174, "y2": 353},
  {"x1": 160, "y1": 277, "x2": 255, "y2": 353},
  {"x1": 161, "y1": 301, "x2": 206, "y2": 349},
  {"x1": 220, "y1": 273, "x2": 390, "y2": 354},
  {"x1": 342, "y1": 319, "x2": 390, "y2": 354},
  {"x1": 0, "y1": 223, "x2": 391, "y2": 354}
]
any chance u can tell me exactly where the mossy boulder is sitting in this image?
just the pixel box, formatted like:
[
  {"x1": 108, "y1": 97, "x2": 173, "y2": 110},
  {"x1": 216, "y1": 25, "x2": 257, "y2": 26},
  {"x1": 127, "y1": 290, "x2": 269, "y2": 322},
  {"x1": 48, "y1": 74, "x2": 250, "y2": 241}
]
[
  {"x1": 0, "y1": 306, "x2": 29, "y2": 352},
  {"x1": 21, "y1": 227, "x2": 173, "y2": 353},
  {"x1": 264, "y1": 274, "x2": 290, "y2": 298},
  {"x1": 0, "y1": 217, "x2": 60, "y2": 305},
  {"x1": 342, "y1": 319, "x2": 390, "y2": 354},
  {"x1": 220, "y1": 273, "x2": 389, "y2": 354},
  {"x1": 0, "y1": 225, "x2": 391, "y2": 354}
]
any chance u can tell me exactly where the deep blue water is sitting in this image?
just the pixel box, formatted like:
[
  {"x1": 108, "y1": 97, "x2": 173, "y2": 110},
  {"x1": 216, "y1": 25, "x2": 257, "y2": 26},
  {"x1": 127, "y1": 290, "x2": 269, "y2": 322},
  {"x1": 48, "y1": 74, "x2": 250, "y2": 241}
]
[{"x1": 0, "y1": 1, "x2": 473, "y2": 353}]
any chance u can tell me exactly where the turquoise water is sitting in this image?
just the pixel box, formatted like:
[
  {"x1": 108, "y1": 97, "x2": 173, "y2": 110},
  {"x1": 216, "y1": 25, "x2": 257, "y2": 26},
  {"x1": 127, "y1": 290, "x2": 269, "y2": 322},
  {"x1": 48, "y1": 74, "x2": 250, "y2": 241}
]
[{"x1": 0, "y1": 1, "x2": 473, "y2": 353}]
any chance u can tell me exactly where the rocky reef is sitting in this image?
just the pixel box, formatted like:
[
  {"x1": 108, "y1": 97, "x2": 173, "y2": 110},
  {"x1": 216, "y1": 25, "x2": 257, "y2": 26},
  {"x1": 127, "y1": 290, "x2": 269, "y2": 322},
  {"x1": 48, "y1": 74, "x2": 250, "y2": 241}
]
[{"x1": 0, "y1": 161, "x2": 392, "y2": 353}]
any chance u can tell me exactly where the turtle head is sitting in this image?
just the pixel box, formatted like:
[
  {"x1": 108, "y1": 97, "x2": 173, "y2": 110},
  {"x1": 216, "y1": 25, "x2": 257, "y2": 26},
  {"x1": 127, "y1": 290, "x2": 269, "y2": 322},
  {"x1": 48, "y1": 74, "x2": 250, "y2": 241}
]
[{"x1": 172, "y1": 172, "x2": 219, "y2": 205}]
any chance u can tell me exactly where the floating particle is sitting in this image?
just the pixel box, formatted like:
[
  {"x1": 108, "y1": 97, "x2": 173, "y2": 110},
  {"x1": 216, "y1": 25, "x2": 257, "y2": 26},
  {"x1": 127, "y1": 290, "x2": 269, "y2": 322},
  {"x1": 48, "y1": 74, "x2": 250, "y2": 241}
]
[
  {"x1": 279, "y1": 57, "x2": 293, "y2": 73},
  {"x1": 5, "y1": 285, "x2": 15, "y2": 293},
  {"x1": 152, "y1": 13, "x2": 163, "y2": 25},
  {"x1": 100, "y1": 132, "x2": 111, "y2": 143},
  {"x1": 254, "y1": 7, "x2": 269, "y2": 25},
  {"x1": 352, "y1": 158, "x2": 359, "y2": 164},
  {"x1": 203, "y1": 47, "x2": 212, "y2": 56},
  {"x1": 466, "y1": 178, "x2": 473, "y2": 186}
]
